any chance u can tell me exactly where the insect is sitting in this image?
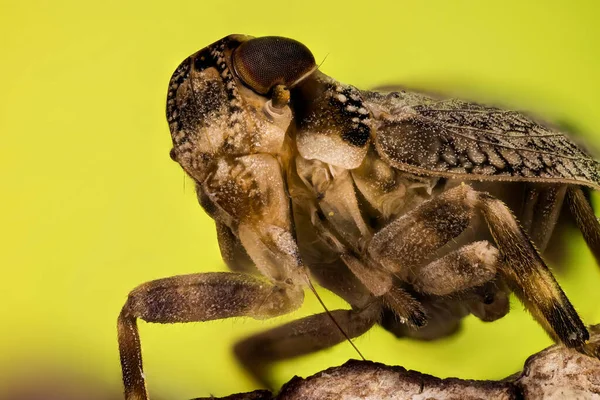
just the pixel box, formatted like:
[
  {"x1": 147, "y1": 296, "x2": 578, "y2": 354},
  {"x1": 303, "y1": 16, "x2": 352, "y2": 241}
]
[{"x1": 118, "y1": 34, "x2": 600, "y2": 400}]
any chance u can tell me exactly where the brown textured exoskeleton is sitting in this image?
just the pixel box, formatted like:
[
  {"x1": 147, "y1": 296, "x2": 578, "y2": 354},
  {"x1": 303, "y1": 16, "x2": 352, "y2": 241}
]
[{"x1": 118, "y1": 34, "x2": 600, "y2": 399}]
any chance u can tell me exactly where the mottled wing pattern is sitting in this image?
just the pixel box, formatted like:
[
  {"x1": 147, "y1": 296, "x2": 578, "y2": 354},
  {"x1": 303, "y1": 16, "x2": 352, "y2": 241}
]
[{"x1": 375, "y1": 97, "x2": 600, "y2": 189}]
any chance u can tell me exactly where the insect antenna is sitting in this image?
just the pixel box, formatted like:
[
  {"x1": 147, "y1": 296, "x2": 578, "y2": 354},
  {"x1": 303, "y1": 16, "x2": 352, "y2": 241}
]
[
  {"x1": 288, "y1": 54, "x2": 329, "y2": 89},
  {"x1": 316, "y1": 54, "x2": 329, "y2": 70},
  {"x1": 302, "y1": 272, "x2": 366, "y2": 361}
]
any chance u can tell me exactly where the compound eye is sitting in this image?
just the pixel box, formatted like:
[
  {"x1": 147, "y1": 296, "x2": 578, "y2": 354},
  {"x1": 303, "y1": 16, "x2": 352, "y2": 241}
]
[{"x1": 232, "y1": 36, "x2": 316, "y2": 95}]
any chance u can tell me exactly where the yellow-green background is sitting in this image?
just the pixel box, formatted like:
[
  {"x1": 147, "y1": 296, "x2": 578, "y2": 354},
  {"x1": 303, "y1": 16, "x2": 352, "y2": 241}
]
[{"x1": 2, "y1": 1, "x2": 600, "y2": 398}]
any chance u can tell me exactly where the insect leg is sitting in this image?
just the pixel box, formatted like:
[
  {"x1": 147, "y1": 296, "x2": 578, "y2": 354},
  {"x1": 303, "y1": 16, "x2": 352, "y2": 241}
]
[
  {"x1": 520, "y1": 184, "x2": 567, "y2": 253},
  {"x1": 381, "y1": 296, "x2": 467, "y2": 341},
  {"x1": 369, "y1": 184, "x2": 588, "y2": 347},
  {"x1": 341, "y1": 254, "x2": 426, "y2": 328},
  {"x1": 214, "y1": 221, "x2": 256, "y2": 274},
  {"x1": 233, "y1": 302, "x2": 380, "y2": 389},
  {"x1": 294, "y1": 157, "x2": 371, "y2": 253},
  {"x1": 567, "y1": 186, "x2": 600, "y2": 267},
  {"x1": 478, "y1": 192, "x2": 589, "y2": 347},
  {"x1": 409, "y1": 240, "x2": 510, "y2": 321},
  {"x1": 293, "y1": 158, "x2": 427, "y2": 327},
  {"x1": 367, "y1": 185, "x2": 489, "y2": 334},
  {"x1": 463, "y1": 280, "x2": 510, "y2": 323},
  {"x1": 118, "y1": 272, "x2": 304, "y2": 400},
  {"x1": 411, "y1": 240, "x2": 499, "y2": 296},
  {"x1": 368, "y1": 184, "x2": 475, "y2": 279},
  {"x1": 383, "y1": 241, "x2": 509, "y2": 336}
]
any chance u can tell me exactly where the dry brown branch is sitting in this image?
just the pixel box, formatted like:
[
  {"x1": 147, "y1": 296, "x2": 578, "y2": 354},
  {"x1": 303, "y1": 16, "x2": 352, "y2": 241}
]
[{"x1": 196, "y1": 325, "x2": 600, "y2": 400}]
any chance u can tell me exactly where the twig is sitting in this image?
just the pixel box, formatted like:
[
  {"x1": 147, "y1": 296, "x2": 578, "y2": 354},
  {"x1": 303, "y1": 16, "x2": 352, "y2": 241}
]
[{"x1": 195, "y1": 324, "x2": 600, "y2": 399}]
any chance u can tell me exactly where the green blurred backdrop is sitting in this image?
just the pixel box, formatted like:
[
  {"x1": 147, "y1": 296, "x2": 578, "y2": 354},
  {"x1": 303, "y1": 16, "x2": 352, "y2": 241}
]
[{"x1": 1, "y1": 0, "x2": 600, "y2": 399}]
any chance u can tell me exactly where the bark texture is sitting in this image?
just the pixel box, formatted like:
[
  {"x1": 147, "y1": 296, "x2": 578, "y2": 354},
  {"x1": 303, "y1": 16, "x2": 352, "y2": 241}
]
[{"x1": 195, "y1": 325, "x2": 600, "y2": 400}]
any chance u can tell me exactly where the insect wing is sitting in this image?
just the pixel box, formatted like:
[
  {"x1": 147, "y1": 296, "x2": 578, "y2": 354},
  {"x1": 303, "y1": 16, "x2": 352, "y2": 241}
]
[{"x1": 374, "y1": 97, "x2": 600, "y2": 189}]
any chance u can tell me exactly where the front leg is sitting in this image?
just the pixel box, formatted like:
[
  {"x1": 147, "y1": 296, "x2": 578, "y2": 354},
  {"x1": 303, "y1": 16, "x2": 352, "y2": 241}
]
[
  {"x1": 118, "y1": 272, "x2": 304, "y2": 400},
  {"x1": 120, "y1": 154, "x2": 309, "y2": 400}
]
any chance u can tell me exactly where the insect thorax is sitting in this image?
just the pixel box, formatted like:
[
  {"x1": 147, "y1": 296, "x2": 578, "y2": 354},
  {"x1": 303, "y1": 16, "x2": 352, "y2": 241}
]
[{"x1": 290, "y1": 139, "x2": 440, "y2": 259}]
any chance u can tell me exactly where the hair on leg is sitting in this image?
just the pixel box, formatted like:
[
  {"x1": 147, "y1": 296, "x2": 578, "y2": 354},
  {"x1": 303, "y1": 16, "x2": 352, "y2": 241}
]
[
  {"x1": 478, "y1": 192, "x2": 588, "y2": 347},
  {"x1": 367, "y1": 183, "x2": 588, "y2": 348},
  {"x1": 233, "y1": 303, "x2": 380, "y2": 389},
  {"x1": 118, "y1": 272, "x2": 304, "y2": 400}
]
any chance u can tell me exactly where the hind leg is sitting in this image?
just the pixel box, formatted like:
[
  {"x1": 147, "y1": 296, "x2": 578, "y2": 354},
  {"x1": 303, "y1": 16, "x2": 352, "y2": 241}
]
[
  {"x1": 368, "y1": 184, "x2": 588, "y2": 348},
  {"x1": 568, "y1": 186, "x2": 600, "y2": 267},
  {"x1": 233, "y1": 303, "x2": 380, "y2": 389}
]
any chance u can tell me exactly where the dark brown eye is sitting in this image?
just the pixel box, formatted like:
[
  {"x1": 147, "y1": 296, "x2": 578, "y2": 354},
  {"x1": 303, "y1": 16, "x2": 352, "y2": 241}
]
[{"x1": 232, "y1": 36, "x2": 316, "y2": 95}]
